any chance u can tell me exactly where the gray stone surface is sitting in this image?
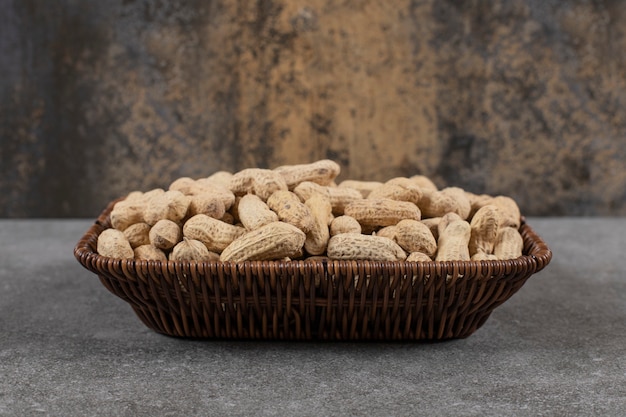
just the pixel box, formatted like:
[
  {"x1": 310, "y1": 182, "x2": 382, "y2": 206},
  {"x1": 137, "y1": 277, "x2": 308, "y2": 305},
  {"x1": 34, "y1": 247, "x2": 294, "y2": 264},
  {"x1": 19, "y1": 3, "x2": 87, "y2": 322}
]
[{"x1": 1, "y1": 218, "x2": 625, "y2": 416}]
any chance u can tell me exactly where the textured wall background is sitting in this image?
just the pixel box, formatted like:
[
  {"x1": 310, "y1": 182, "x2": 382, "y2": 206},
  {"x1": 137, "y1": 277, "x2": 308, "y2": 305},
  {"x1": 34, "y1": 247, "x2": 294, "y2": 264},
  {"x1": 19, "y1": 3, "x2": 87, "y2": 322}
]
[{"x1": 1, "y1": 0, "x2": 625, "y2": 217}]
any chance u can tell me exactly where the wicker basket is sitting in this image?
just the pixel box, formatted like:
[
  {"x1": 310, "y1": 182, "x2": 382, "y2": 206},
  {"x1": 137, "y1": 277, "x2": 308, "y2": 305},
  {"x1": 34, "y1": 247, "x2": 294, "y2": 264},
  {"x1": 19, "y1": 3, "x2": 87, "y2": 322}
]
[{"x1": 74, "y1": 199, "x2": 552, "y2": 341}]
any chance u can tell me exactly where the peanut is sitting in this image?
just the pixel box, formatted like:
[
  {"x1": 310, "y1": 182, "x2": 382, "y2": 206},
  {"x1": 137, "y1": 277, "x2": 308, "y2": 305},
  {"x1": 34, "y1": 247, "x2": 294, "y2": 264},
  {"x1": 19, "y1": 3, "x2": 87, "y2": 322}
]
[
  {"x1": 435, "y1": 220, "x2": 471, "y2": 262},
  {"x1": 110, "y1": 199, "x2": 145, "y2": 231},
  {"x1": 134, "y1": 244, "x2": 167, "y2": 261},
  {"x1": 187, "y1": 193, "x2": 226, "y2": 219},
  {"x1": 202, "y1": 171, "x2": 234, "y2": 188},
  {"x1": 466, "y1": 191, "x2": 493, "y2": 218},
  {"x1": 491, "y1": 196, "x2": 521, "y2": 229},
  {"x1": 149, "y1": 219, "x2": 182, "y2": 250},
  {"x1": 420, "y1": 217, "x2": 441, "y2": 240},
  {"x1": 220, "y1": 221, "x2": 306, "y2": 262},
  {"x1": 168, "y1": 177, "x2": 199, "y2": 195},
  {"x1": 409, "y1": 175, "x2": 438, "y2": 192},
  {"x1": 237, "y1": 194, "x2": 279, "y2": 230},
  {"x1": 418, "y1": 189, "x2": 460, "y2": 219},
  {"x1": 228, "y1": 168, "x2": 288, "y2": 201},
  {"x1": 266, "y1": 190, "x2": 316, "y2": 233},
  {"x1": 406, "y1": 252, "x2": 433, "y2": 262},
  {"x1": 493, "y1": 227, "x2": 524, "y2": 260},
  {"x1": 471, "y1": 252, "x2": 498, "y2": 261},
  {"x1": 327, "y1": 233, "x2": 407, "y2": 261},
  {"x1": 437, "y1": 212, "x2": 463, "y2": 238},
  {"x1": 374, "y1": 225, "x2": 398, "y2": 241},
  {"x1": 191, "y1": 180, "x2": 236, "y2": 210},
  {"x1": 123, "y1": 222, "x2": 151, "y2": 248},
  {"x1": 183, "y1": 214, "x2": 246, "y2": 252},
  {"x1": 293, "y1": 181, "x2": 363, "y2": 215},
  {"x1": 170, "y1": 237, "x2": 220, "y2": 262},
  {"x1": 274, "y1": 159, "x2": 340, "y2": 189},
  {"x1": 367, "y1": 183, "x2": 422, "y2": 205},
  {"x1": 468, "y1": 205, "x2": 500, "y2": 256},
  {"x1": 329, "y1": 215, "x2": 362, "y2": 235},
  {"x1": 337, "y1": 180, "x2": 383, "y2": 198},
  {"x1": 142, "y1": 188, "x2": 166, "y2": 200},
  {"x1": 124, "y1": 190, "x2": 146, "y2": 203},
  {"x1": 97, "y1": 229, "x2": 134, "y2": 259},
  {"x1": 303, "y1": 193, "x2": 333, "y2": 255},
  {"x1": 144, "y1": 190, "x2": 190, "y2": 226},
  {"x1": 394, "y1": 219, "x2": 437, "y2": 257},
  {"x1": 440, "y1": 187, "x2": 471, "y2": 219},
  {"x1": 344, "y1": 198, "x2": 420, "y2": 228}
]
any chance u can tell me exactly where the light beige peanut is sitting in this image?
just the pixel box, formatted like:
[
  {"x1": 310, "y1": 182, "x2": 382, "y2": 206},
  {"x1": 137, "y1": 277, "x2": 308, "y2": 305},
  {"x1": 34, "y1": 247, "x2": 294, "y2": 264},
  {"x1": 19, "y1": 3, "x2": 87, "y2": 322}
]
[
  {"x1": 367, "y1": 183, "x2": 422, "y2": 205},
  {"x1": 374, "y1": 225, "x2": 398, "y2": 241},
  {"x1": 123, "y1": 222, "x2": 151, "y2": 248},
  {"x1": 493, "y1": 227, "x2": 524, "y2": 260},
  {"x1": 266, "y1": 190, "x2": 316, "y2": 233},
  {"x1": 127, "y1": 188, "x2": 165, "y2": 211},
  {"x1": 470, "y1": 195, "x2": 521, "y2": 229},
  {"x1": 293, "y1": 181, "x2": 363, "y2": 215},
  {"x1": 439, "y1": 187, "x2": 472, "y2": 219},
  {"x1": 344, "y1": 198, "x2": 420, "y2": 228},
  {"x1": 228, "y1": 168, "x2": 288, "y2": 201},
  {"x1": 418, "y1": 189, "x2": 461, "y2": 219},
  {"x1": 183, "y1": 214, "x2": 246, "y2": 252},
  {"x1": 124, "y1": 188, "x2": 164, "y2": 204},
  {"x1": 229, "y1": 196, "x2": 243, "y2": 223},
  {"x1": 466, "y1": 192, "x2": 493, "y2": 218},
  {"x1": 382, "y1": 177, "x2": 424, "y2": 201},
  {"x1": 133, "y1": 245, "x2": 167, "y2": 261},
  {"x1": 468, "y1": 205, "x2": 500, "y2": 256},
  {"x1": 168, "y1": 177, "x2": 199, "y2": 195},
  {"x1": 327, "y1": 233, "x2": 407, "y2": 261},
  {"x1": 337, "y1": 180, "x2": 383, "y2": 198},
  {"x1": 125, "y1": 190, "x2": 146, "y2": 203},
  {"x1": 170, "y1": 238, "x2": 220, "y2": 261},
  {"x1": 304, "y1": 193, "x2": 333, "y2": 255},
  {"x1": 394, "y1": 219, "x2": 437, "y2": 257},
  {"x1": 202, "y1": 171, "x2": 234, "y2": 188},
  {"x1": 143, "y1": 188, "x2": 166, "y2": 199},
  {"x1": 220, "y1": 221, "x2": 306, "y2": 262},
  {"x1": 329, "y1": 215, "x2": 362, "y2": 236},
  {"x1": 406, "y1": 252, "x2": 433, "y2": 262},
  {"x1": 97, "y1": 229, "x2": 134, "y2": 259},
  {"x1": 409, "y1": 175, "x2": 438, "y2": 192},
  {"x1": 110, "y1": 199, "x2": 145, "y2": 231},
  {"x1": 190, "y1": 180, "x2": 236, "y2": 210},
  {"x1": 149, "y1": 219, "x2": 182, "y2": 250},
  {"x1": 471, "y1": 252, "x2": 498, "y2": 261},
  {"x1": 273, "y1": 159, "x2": 340, "y2": 189},
  {"x1": 435, "y1": 220, "x2": 471, "y2": 261},
  {"x1": 237, "y1": 194, "x2": 279, "y2": 230},
  {"x1": 187, "y1": 193, "x2": 226, "y2": 219},
  {"x1": 421, "y1": 217, "x2": 441, "y2": 240},
  {"x1": 143, "y1": 190, "x2": 190, "y2": 226},
  {"x1": 491, "y1": 196, "x2": 521, "y2": 229},
  {"x1": 437, "y1": 212, "x2": 463, "y2": 238}
]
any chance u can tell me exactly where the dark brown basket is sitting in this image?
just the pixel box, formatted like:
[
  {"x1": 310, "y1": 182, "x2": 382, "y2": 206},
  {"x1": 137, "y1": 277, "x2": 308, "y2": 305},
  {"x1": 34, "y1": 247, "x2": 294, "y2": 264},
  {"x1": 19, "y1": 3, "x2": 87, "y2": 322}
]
[{"x1": 74, "y1": 199, "x2": 552, "y2": 341}]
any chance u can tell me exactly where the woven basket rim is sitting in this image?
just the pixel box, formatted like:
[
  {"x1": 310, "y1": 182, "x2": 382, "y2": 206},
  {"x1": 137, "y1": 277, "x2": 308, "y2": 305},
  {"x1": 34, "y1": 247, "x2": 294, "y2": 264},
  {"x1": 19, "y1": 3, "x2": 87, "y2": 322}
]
[{"x1": 73, "y1": 197, "x2": 553, "y2": 278}]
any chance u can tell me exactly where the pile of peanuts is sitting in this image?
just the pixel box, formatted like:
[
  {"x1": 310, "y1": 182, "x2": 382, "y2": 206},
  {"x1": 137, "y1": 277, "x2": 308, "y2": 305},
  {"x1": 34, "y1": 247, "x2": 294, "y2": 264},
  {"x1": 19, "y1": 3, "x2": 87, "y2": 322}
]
[{"x1": 97, "y1": 159, "x2": 524, "y2": 263}]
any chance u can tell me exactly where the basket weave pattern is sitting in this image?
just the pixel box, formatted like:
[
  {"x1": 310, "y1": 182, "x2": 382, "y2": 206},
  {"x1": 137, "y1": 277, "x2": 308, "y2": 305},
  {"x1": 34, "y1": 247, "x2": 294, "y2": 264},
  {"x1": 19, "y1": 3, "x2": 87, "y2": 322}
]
[{"x1": 74, "y1": 200, "x2": 552, "y2": 341}]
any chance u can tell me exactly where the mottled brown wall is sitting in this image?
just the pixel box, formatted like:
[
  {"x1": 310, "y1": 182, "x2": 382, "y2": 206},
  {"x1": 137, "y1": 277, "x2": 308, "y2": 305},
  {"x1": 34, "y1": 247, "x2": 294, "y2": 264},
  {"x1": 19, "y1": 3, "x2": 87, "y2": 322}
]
[{"x1": 1, "y1": 0, "x2": 625, "y2": 217}]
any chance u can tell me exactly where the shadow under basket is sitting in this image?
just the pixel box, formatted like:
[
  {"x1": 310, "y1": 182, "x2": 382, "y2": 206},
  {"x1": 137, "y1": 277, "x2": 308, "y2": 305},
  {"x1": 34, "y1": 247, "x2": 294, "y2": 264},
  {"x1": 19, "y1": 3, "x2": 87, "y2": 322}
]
[{"x1": 74, "y1": 200, "x2": 552, "y2": 341}]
